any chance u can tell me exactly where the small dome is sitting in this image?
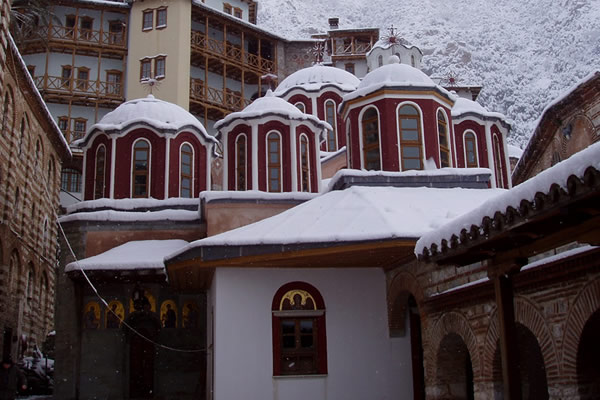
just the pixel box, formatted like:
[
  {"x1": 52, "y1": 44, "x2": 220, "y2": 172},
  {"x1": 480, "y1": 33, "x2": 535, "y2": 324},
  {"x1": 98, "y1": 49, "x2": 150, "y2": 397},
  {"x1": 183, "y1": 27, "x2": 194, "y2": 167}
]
[
  {"x1": 358, "y1": 61, "x2": 435, "y2": 90},
  {"x1": 451, "y1": 97, "x2": 489, "y2": 115},
  {"x1": 214, "y1": 91, "x2": 332, "y2": 132},
  {"x1": 92, "y1": 95, "x2": 208, "y2": 134},
  {"x1": 274, "y1": 64, "x2": 360, "y2": 95}
]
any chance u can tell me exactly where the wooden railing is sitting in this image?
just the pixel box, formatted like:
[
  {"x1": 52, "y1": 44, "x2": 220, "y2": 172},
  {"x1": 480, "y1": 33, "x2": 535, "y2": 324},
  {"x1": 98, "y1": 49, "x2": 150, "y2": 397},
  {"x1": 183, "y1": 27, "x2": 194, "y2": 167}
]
[
  {"x1": 34, "y1": 75, "x2": 124, "y2": 99},
  {"x1": 25, "y1": 24, "x2": 126, "y2": 49},
  {"x1": 333, "y1": 41, "x2": 372, "y2": 56},
  {"x1": 190, "y1": 78, "x2": 251, "y2": 111},
  {"x1": 190, "y1": 31, "x2": 275, "y2": 72}
]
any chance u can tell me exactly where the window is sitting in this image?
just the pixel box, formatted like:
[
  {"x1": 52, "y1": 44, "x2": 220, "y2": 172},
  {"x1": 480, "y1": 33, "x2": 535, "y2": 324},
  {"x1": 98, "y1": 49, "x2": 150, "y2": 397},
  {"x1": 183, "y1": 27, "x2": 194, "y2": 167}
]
[
  {"x1": 437, "y1": 110, "x2": 450, "y2": 167},
  {"x1": 378, "y1": 55, "x2": 383, "y2": 67},
  {"x1": 156, "y1": 8, "x2": 167, "y2": 28},
  {"x1": 300, "y1": 135, "x2": 310, "y2": 192},
  {"x1": 234, "y1": 7, "x2": 242, "y2": 18},
  {"x1": 132, "y1": 140, "x2": 150, "y2": 197},
  {"x1": 108, "y1": 20, "x2": 124, "y2": 45},
  {"x1": 223, "y1": 3, "x2": 232, "y2": 14},
  {"x1": 398, "y1": 104, "x2": 423, "y2": 170},
  {"x1": 106, "y1": 71, "x2": 122, "y2": 95},
  {"x1": 267, "y1": 132, "x2": 281, "y2": 192},
  {"x1": 272, "y1": 282, "x2": 327, "y2": 376},
  {"x1": 345, "y1": 63, "x2": 355, "y2": 74},
  {"x1": 140, "y1": 59, "x2": 151, "y2": 80},
  {"x1": 73, "y1": 119, "x2": 86, "y2": 141},
  {"x1": 76, "y1": 67, "x2": 89, "y2": 91},
  {"x1": 235, "y1": 135, "x2": 247, "y2": 191},
  {"x1": 61, "y1": 168, "x2": 82, "y2": 193},
  {"x1": 180, "y1": 144, "x2": 193, "y2": 198},
  {"x1": 58, "y1": 117, "x2": 68, "y2": 133},
  {"x1": 294, "y1": 102, "x2": 305, "y2": 113},
  {"x1": 65, "y1": 15, "x2": 76, "y2": 37},
  {"x1": 79, "y1": 17, "x2": 93, "y2": 40},
  {"x1": 325, "y1": 100, "x2": 337, "y2": 151},
  {"x1": 61, "y1": 66, "x2": 72, "y2": 88},
  {"x1": 361, "y1": 107, "x2": 380, "y2": 170},
  {"x1": 411, "y1": 54, "x2": 416, "y2": 67},
  {"x1": 155, "y1": 57, "x2": 166, "y2": 79},
  {"x1": 94, "y1": 145, "x2": 106, "y2": 199},
  {"x1": 464, "y1": 132, "x2": 478, "y2": 168},
  {"x1": 142, "y1": 10, "x2": 153, "y2": 30},
  {"x1": 493, "y1": 135, "x2": 505, "y2": 188}
]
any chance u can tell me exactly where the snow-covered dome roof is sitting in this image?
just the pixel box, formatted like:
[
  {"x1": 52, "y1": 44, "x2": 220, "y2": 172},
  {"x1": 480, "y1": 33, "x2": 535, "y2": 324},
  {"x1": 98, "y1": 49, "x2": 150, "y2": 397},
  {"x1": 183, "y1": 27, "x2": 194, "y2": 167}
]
[
  {"x1": 451, "y1": 97, "x2": 508, "y2": 122},
  {"x1": 86, "y1": 95, "x2": 213, "y2": 140},
  {"x1": 274, "y1": 64, "x2": 360, "y2": 96},
  {"x1": 214, "y1": 90, "x2": 332, "y2": 132},
  {"x1": 366, "y1": 38, "x2": 422, "y2": 56},
  {"x1": 358, "y1": 58, "x2": 435, "y2": 90}
]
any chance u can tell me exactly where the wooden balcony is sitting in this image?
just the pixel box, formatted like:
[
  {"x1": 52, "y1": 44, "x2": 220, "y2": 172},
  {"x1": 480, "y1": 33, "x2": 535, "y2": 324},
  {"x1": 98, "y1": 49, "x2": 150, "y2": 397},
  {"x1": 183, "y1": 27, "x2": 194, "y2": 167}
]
[
  {"x1": 190, "y1": 31, "x2": 275, "y2": 74},
  {"x1": 190, "y1": 78, "x2": 251, "y2": 114},
  {"x1": 21, "y1": 24, "x2": 127, "y2": 56},
  {"x1": 333, "y1": 41, "x2": 372, "y2": 56},
  {"x1": 33, "y1": 75, "x2": 124, "y2": 106}
]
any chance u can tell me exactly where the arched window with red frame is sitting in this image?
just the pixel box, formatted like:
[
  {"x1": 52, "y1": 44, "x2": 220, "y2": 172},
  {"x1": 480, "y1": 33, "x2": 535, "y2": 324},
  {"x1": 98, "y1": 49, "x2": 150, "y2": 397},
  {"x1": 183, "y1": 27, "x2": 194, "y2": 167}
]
[{"x1": 272, "y1": 281, "x2": 327, "y2": 376}]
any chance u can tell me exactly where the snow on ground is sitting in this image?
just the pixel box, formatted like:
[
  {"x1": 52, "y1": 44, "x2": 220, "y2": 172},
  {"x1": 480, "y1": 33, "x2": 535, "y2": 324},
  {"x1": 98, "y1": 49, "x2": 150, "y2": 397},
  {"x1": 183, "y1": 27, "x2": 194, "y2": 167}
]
[{"x1": 257, "y1": 0, "x2": 600, "y2": 147}]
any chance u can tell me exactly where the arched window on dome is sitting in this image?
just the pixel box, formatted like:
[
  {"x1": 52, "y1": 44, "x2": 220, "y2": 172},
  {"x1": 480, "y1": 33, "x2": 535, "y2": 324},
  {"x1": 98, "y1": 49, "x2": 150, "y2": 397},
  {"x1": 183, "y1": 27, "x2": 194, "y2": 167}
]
[
  {"x1": 235, "y1": 135, "x2": 247, "y2": 191},
  {"x1": 272, "y1": 282, "x2": 327, "y2": 376},
  {"x1": 132, "y1": 139, "x2": 150, "y2": 197},
  {"x1": 361, "y1": 107, "x2": 380, "y2": 170},
  {"x1": 378, "y1": 55, "x2": 383, "y2": 67},
  {"x1": 267, "y1": 132, "x2": 282, "y2": 192},
  {"x1": 398, "y1": 104, "x2": 424, "y2": 170},
  {"x1": 493, "y1": 135, "x2": 505, "y2": 188},
  {"x1": 437, "y1": 110, "x2": 450, "y2": 167},
  {"x1": 180, "y1": 143, "x2": 194, "y2": 197},
  {"x1": 94, "y1": 145, "x2": 106, "y2": 199},
  {"x1": 464, "y1": 131, "x2": 478, "y2": 168},
  {"x1": 294, "y1": 102, "x2": 305, "y2": 113},
  {"x1": 300, "y1": 134, "x2": 310, "y2": 192},
  {"x1": 411, "y1": 55, "x2": 416, "y2": 67},
  {"x1": 325, "y1": 100, "x2": 337, "y2": 151}
]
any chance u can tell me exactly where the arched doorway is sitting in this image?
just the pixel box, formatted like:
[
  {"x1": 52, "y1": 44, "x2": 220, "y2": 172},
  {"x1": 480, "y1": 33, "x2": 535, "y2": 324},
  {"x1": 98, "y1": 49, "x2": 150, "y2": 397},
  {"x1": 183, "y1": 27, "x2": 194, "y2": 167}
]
[
  {"x1": 492, "y1": 323, "x2": 548, "y2": 399},
  {"x1": 436, "y1": 333, "x2": 474, "y2": 400},
  {"x1": 577, "y1": 310, "x2": 600, "y2": 399}
]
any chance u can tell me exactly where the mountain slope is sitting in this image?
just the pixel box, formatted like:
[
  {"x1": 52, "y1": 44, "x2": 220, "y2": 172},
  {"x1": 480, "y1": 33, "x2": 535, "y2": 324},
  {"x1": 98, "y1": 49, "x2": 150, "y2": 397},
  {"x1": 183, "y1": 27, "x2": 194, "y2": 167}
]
[{"x1": 257, "y1": 0, "x2": 600, "y2": 147}]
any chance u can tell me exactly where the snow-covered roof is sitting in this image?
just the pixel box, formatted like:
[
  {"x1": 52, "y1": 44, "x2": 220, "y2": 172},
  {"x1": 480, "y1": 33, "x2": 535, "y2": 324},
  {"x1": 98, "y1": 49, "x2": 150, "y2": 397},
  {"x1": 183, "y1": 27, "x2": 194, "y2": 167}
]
[
  {"x1": 451, "y1": 97, "x2": 508, "y2": 122},
  {"x1": 274, "y1": 64, "x2": 360, "y2": 96},
  {"x1": 342, "y1": 58, "x2": 453, "y2": 105},
  {"x1": 59, "y1": 209, "x2": 200, "y2": 224},
  {"x1": 80, "y1": 95, "x2": 217, "y2": 145},
  {"x1": 366, "y1": 38, "x2": 422, "y2": 56},
  {"x1": 507, "y1": 144, "x2": 523, "y2": 159},
  {"x1": 65, "y1": 240, "x2": 188, "y2": 273},
  {"x1": 167, "y1": 186, "x2": 503, "y2": 261},
  {"x1": 65, "y1": 197, "x2": 199, "y2": 214},
  {"x1": 416, "y1": 140, "x2": 600, "y2": 257},
  {"x1": 214, "y1": 91, "x2": 332, "y2": 132}
]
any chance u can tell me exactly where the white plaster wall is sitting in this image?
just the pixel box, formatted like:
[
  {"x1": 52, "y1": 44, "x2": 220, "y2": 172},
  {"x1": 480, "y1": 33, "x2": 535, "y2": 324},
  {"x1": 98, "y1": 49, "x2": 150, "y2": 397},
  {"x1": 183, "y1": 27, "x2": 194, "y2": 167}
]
[
  {"x1": 366, "y1": 47, "x2": 423, "y2": 73},
  {"x1": 211, "y1": 267, "x2": 413, "y2": 400},
  {"x1": 333, "y1": 60, "x2": 368, "y2": 79}
]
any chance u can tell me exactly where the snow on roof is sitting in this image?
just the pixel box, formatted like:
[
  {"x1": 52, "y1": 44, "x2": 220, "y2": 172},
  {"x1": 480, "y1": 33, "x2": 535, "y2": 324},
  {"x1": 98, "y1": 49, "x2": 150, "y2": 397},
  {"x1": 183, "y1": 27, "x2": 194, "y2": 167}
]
[
  {"x1": 343, "y1": 58, "x2": 453, "y2": 104},
  {"x1": 320, "y1": 146, "x2": 347, "y2": 163},
  {"x1": 274, "y1": 64, "x2": 360, "y2": 96},
  {"x1": 451, "y1": 97, "x2": 507, "y2": 121},
  {"x1": 200, "y1": 190, "x2": 318, "y2": 203},
  {"x1": 59, "y1": 209, "x2": 200, "y2": 224},
  {"x1": 507, "y1": 144, "x2": 523, "y2": 159},
  {"x1": 168, "y1": 186, "x2": 503, "y2": 260},
  {"x1": 65, "y1": 240, "x2": 188, "y2": 273},
  {"x1": 66, "y1": 197, "x2": 199, "y2": 214},
  {"x1": 366, "y1": 38, "x2": 421, "y2": 56},
  {"x1": 84, "y1": 95, "x2": 216, "y2": 143},
  {"x1": 214, "y1": 90, "x2": 332, "y2": 131},
  {"x1": 415, "y1": 141, "x2": 600, "y2": 256}
]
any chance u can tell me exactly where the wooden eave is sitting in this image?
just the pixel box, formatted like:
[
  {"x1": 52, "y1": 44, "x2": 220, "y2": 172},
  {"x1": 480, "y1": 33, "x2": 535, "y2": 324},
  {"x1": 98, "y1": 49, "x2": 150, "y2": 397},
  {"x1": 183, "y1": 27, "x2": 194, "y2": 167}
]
[
  {"x1": 166, "y1": 238, "x2": 417, "y2": 291},
  {"x1": 421, "y1": 167, "x2": 600, "y2": 266}
]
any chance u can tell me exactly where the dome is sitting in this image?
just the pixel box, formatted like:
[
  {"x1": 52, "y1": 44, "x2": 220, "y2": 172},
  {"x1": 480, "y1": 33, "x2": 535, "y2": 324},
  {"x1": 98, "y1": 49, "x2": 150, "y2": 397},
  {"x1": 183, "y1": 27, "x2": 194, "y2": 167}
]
[
  {"x1": 90, "y1": 95, "x2": 209, "y2": 136},
  {"x1": 274, "y1": 64, "x2": 360, "y2": 96},
  {"x1": 214, "y1": 90, "x2": 332, "y2": 132},
  {"x1": 358, "y1": 60, "x2": 435, "y2": 90}
]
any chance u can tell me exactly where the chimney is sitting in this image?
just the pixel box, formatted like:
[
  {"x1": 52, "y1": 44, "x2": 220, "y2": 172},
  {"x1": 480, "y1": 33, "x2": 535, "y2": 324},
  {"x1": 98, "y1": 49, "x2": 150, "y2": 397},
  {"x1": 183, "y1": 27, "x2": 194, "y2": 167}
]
[{"x1": 328, "y1": 18, "x2": 339, "y2": 30}]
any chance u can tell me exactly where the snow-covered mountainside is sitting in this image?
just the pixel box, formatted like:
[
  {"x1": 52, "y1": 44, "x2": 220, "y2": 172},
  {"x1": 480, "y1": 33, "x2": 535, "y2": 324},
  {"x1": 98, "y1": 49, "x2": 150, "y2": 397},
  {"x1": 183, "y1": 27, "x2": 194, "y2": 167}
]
[{"x1": 257, "y1": 0, "x2": 600, "y2": 148}]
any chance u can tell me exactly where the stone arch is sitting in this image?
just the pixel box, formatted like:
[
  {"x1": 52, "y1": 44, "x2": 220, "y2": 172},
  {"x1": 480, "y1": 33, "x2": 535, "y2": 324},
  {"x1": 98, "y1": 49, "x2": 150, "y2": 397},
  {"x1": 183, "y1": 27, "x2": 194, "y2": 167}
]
[
  {"x1": 387, "y1": 270, "x2": 425, "y2": 335},
  {"x1": 562, "y1": 278, "x2": 600, "y2": 380},
  {"x1": 426, "y1": 311, "x2": 481, "y2": 382},
  {"x1": 483, "y1": 296, "x2": 559, "y2": 382}
]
